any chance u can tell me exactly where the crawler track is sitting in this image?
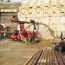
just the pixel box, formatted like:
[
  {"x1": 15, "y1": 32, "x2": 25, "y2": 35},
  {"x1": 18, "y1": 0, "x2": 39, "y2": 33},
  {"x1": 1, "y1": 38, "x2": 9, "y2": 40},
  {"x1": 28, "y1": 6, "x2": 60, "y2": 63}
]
[{"x1": 24, "y1": 48, "x2": 65, "y2": 65}]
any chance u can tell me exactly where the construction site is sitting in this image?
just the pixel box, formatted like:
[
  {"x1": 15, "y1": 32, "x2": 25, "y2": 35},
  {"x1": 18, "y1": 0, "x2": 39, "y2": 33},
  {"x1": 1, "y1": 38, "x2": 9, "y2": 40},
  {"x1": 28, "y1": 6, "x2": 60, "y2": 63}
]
[{"x1": 0, "y1": 0, "x2": 65, "y2": 65}]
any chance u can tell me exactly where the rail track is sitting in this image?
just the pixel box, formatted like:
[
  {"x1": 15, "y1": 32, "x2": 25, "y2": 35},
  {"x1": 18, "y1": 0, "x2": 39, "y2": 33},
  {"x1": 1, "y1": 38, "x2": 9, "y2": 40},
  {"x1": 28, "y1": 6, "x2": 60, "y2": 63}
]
[{"x1": 24, "y1": 48, "x2": 65, "y2": 65}]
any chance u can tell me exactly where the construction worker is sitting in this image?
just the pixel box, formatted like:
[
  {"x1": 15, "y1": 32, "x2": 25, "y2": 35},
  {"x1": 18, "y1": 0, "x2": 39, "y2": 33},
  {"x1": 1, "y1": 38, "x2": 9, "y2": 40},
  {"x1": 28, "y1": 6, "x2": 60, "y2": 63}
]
[
  {"x1": 3, "y1": 32, "x2": 7, "y2": 39},
  {"x1": 60, "y1": 32, "x2": 63, "y2": 40}
]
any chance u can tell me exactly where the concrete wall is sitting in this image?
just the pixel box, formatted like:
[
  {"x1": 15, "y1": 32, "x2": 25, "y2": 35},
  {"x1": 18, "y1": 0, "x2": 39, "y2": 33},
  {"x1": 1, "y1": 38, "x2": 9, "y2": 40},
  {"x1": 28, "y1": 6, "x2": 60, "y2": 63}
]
[{"x1": 0, "y1": 2, "x2": 21, "y2": 31}]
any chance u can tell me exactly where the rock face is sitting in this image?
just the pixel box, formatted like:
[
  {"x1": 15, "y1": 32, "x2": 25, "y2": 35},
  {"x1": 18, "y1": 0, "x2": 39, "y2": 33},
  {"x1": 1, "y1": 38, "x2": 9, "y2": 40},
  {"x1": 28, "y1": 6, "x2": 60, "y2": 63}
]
[{"x1": 18, "y1": 0, "x2": 65, "y2": 38}]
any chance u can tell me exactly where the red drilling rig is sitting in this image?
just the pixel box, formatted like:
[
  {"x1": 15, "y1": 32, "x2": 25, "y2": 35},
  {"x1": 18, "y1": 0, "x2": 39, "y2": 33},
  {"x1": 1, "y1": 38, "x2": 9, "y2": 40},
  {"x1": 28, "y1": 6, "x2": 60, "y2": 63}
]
[{"x1": 10, "y1": 16, "x2": 41, "y2": 44}]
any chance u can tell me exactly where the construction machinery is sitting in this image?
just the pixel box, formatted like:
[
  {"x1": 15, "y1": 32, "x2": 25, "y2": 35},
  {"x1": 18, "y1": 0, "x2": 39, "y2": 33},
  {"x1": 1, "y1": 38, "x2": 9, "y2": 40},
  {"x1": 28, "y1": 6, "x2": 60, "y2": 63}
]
[
  {"x1": 54, "y1": 32, "x2": 65, "y2": 52},
  {"x1": 0, "y1": 24, "x2": 10, "y2": 39},
  {"x1": 10, "y1": 16, "x2": 41, "y2": 43}
]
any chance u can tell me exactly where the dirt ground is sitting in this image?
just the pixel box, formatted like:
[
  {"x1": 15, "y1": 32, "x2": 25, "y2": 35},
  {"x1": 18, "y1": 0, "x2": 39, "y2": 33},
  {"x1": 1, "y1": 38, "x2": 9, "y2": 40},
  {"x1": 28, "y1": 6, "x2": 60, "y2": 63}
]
[{"x1": 0, "y1": 39, "x2": 63, "y2": 65}]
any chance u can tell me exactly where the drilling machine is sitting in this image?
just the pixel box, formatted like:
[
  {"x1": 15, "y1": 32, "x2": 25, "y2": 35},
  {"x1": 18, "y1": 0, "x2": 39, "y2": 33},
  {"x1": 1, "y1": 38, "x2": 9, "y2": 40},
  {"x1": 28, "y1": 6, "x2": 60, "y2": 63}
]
[{"x1": 10, "y1": 16, "x2": 41, "y2": 44}]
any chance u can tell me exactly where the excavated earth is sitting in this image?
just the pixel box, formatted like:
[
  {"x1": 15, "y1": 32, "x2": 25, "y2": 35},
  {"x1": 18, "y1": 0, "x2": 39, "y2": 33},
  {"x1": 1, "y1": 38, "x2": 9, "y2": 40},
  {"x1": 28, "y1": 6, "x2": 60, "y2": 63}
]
[{"x1": 0, "y1": 39, "x2": 64, "y2": 65}]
